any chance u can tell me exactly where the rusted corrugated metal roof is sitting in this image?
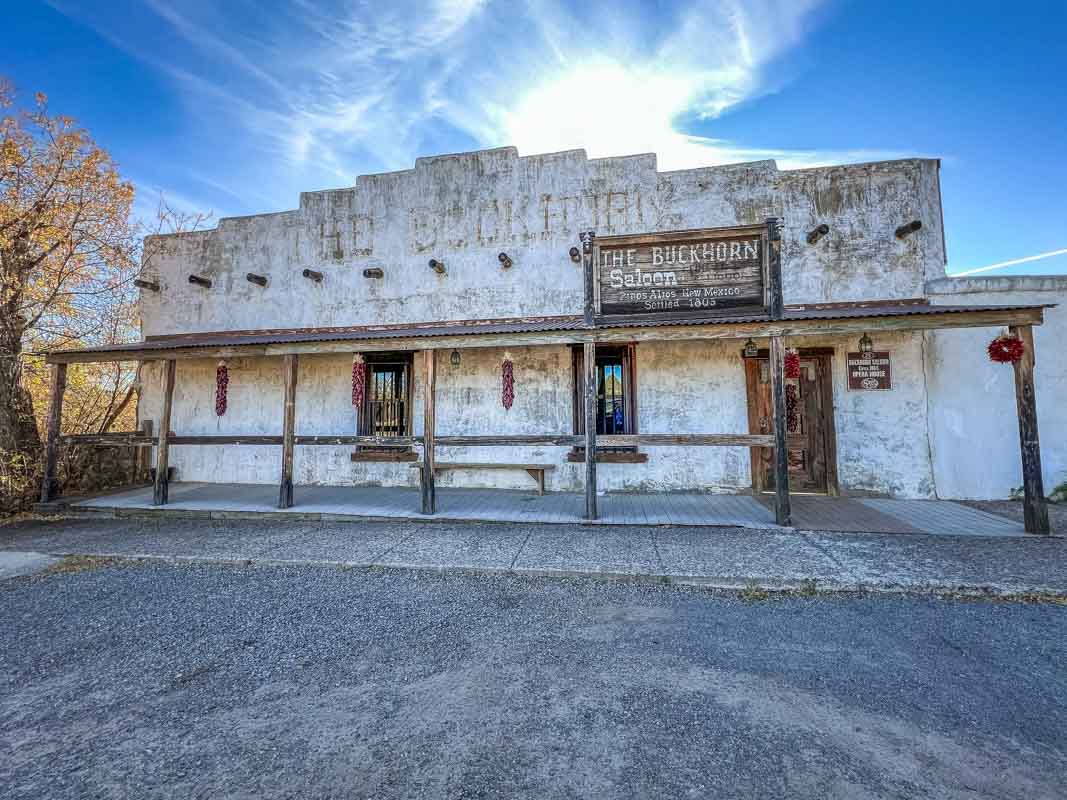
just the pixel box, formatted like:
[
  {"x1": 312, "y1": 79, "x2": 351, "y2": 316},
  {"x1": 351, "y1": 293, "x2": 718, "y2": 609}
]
[{"x1": 46, "y1": 302, "x2": 1049, "y2": 357}]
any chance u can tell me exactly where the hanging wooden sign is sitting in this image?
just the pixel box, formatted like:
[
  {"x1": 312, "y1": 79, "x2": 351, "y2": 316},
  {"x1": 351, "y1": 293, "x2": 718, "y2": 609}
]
[
  {"x1": 847, "y1": 352, "x2": 892, "y2": 391},
  {"x1": 592, "y1": 224, "x2": 768, "y2": 321}
]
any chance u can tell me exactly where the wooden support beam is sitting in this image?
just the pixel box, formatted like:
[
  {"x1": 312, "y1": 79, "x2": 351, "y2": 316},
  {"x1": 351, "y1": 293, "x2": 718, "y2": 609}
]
[
  {"x1": 153, "y1": 360, "x2": 176, "y2": 505},
  {"x1": 59, "y1": 433, "x2": 422, "y2": 446},
  {"x1": 766, "y1": 217, "x2": 784, "y2": 320},
  {"x1": 422, "y1": 349, "x2": 437, "y2": 514},
  {"x1": 39, "y1": 363, "x2": 68, "y2": 503},
  {"x1": 56, "y1": 432, "x2": 779, "y2": 448},
  {"x1": 43, "y1": 306, "x2": 1048, "y2": 364},
  {"x1": 278, "y1": 354, "x2": 298, "y2": 509},
  {"x1": 583, "y1": 341, "x2": 598, "y2": 520},
  {"x1": 769, "y1": 336, "x2": 791, "y2": 526},
  {"x1": 1009, "y1": 325, "x2": 1049, "y2": 534},
  {"x1": 597, "y1": 434, "x2": 775, "y2": 447},
  {"x1": 580, "y1": 230, "x2": 596, "y2": 326}
]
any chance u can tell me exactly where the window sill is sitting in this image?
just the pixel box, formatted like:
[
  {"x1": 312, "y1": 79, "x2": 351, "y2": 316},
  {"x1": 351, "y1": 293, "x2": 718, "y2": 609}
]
[
  {"x1": 351, "y1": 449, "x2": 419, "y2": 463},
  {"x1": 566, "y1": 449, "x2": 648, "y2": 464}
]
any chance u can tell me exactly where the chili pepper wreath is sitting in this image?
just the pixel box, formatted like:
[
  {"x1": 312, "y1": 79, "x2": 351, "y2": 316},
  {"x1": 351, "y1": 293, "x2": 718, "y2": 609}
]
[
  {"x1": 351, "y1": 355, "x2": 365, "y2": 407},
  {"x1": 215, "y1": 361, "x2": 229, "y2": 416},
  {"x1": 501, "y1": 359, "x2": 515, "y2": 410},
  {"x1": 987, "y1": 334, "x2": 1025, "y2": 364},
  {"x1": 786, "y1": 383, "x2": 800, "y2": 433},
  {"x1": 784, "y1": 348, "x2": 801, "y2": 379}
]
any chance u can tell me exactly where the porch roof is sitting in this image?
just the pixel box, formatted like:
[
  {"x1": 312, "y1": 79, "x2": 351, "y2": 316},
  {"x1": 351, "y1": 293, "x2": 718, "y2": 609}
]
[{"x1": 43, "y1": 300, "x2": 1050, "y2": 363}]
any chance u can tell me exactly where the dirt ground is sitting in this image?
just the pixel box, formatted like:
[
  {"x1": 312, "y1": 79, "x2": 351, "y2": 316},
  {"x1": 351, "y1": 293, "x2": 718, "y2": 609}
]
[{"x1": 3, "y1": 561, "x2": 1066, "y2": 799}]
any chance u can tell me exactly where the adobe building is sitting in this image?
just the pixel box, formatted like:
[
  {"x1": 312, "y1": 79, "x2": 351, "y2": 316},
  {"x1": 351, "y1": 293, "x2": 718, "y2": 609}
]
[{"x1": 41, "y1": 147, "x2": 1065, "y2": 533}]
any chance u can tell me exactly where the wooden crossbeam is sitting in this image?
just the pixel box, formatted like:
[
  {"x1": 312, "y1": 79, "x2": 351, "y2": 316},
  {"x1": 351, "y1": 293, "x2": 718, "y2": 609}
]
[{"x1": 58, "y1": 432, "x2": 779, "y2": 448}]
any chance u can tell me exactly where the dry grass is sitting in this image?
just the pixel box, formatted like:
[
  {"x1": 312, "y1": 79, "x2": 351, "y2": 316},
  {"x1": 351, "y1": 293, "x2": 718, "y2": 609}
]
[{"x1": 38, "y1": 555, "x2": 121, "y2": 576}]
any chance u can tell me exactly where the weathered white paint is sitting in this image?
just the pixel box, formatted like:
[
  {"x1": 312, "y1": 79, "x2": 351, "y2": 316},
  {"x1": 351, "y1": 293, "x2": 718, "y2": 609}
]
[
  {"x1": 925, "y1": 276, "x2": 1067, "y2": 499},
  {"x1": 139, "y1": 148, "x2": 946, "y2": 337},
  {"x1": 134, "y1": 146, "x2": 1066, "y2": 501},
  {"x1": 141, "y1": 332, "x2": 935, "y2": 497}
]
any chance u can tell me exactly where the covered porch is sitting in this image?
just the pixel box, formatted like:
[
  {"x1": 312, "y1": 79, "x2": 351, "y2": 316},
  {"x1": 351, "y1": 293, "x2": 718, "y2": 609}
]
[
  {"x1": 39, "y1": 299, "x2": 1052, "y2": 534},
  {"x1": 62, "y1": 481, "x2": 1028, "y2": 536}
]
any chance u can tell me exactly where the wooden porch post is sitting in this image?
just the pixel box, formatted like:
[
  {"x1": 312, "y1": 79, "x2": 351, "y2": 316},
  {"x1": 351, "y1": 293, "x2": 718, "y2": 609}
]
[
  {"x1": 278, "y1": 354, "x2": 298, "y2": 509},
  {"x1": 583, "y1": 341, "x2": 598, "y2": 520},
  {"x1": 39, "y1": 362, "x2": 68, "y2": 503},
  {"x1": 153, "y1": 359, "x2": 176, "y2": 505},
  {"x1": 769, "y1": 336, "x2": 791, "y2": 526},
  {"x1": 1009, "y1": 325, "x2": 1049, "y2": 534},
  {"x1": 421, "y1": 349, "x2": 436, "y2": 515},
  {"x1": 766, "y1": 217, "x2": 784, "y2": 320},
  {"x1": 580, "y1": 228, "x2": 598, "y2": 521}
]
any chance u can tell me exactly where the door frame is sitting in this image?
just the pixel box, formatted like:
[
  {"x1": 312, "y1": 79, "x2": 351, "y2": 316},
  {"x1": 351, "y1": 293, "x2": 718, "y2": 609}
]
[{"x1": 744, "y1": 346, "x2": 840, "y2": 496}]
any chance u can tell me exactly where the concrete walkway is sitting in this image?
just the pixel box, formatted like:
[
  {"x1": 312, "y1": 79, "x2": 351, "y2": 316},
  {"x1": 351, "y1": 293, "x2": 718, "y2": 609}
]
[
  {"x1": 3, "y1": 516, "x2": 1065, "y2": 596},
  {"x1": 63, "y1": 482, "x2": 1029, "y2": 537}
]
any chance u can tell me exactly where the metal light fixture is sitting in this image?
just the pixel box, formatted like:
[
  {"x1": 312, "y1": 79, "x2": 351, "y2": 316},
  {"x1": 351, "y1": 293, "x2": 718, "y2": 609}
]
[
  {"x1": 743, "y1": 338, "x2": 759, "y2": 358},
  {"x1": 859, "y1": 332, "x2": 874, "y2": 355},
  {"x1": 568, "y1": 246, "x2": 581, "y2": 263},
  {"x1": 450, "y1": 350, "x2": 461, "y2": 368},
  {"x1": 498, "y1": 252, "x2": 513, "y2": 269}
]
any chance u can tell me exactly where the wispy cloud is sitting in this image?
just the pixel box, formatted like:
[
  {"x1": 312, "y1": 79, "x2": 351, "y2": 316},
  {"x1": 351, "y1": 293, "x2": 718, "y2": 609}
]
[
  {"x1": 47, "y1": 0, "x2": 902, "y2": 214},
  {"x1": 953, "y1": 248, "x2": 1067, "y2": 276}
]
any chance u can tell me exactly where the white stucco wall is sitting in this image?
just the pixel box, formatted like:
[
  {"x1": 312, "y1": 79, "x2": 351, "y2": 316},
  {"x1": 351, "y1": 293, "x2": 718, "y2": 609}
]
[
  {"x1": 140, "y1": 333, "x2": 935, "y2": 497},
  {"x1": 925, "y1": 276, "x2": 1067, "y2": 499},
  {"x1": 138, "y1": 148, "x2": 946, "y2": 336},
  {"x1": 132, "y1": 146, "x2": 958, "y2": 498}
]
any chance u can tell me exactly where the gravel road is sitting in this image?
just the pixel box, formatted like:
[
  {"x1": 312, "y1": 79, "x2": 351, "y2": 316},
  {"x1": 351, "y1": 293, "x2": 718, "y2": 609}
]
[{"x1": 2, "y1": 560, "x2": 1065, "y2": 799}]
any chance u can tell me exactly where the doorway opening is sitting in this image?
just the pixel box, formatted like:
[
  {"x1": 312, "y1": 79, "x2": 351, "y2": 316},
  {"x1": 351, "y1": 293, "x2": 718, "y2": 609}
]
[{"x1": 744, "y1": 348, "x2": 839, "y2": 495}]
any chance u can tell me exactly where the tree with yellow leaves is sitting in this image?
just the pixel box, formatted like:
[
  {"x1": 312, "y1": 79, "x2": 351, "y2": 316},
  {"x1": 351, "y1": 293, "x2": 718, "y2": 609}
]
[{"x1": 1, "y1": 78, "x2": 208, "y2": 511}]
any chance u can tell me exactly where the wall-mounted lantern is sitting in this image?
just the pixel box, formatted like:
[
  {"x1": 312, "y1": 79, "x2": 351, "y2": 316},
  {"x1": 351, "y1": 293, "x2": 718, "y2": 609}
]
[
  {"x1": 568, "y1": 246, "x2": 581, "y2": 264},
  {"x1": 895, "y1": 220, "x2": 922, "y2": 239},
  {"x1": 188, "y1": 275, "x2": 212, "y2": 288},
  {"x1": 498, "y1": 252, "x2": 513, "y2": 269},
  {"x1": 450, "y1": 350, "x2": 461, "y2": 368},
  {"x1": 362, "y1": 268, "x2": 384, "y2": 279},
  {"x1": 742, "y1": 338, "x2": 759, "y2": 358},
  {"x1": 806, "y1": 224, "x2": 830, "y2": 245},
  {"x1": 859, "y1": 332, "x2": 874, "y2": 355},
  {"x1": 246, "y1": 273, "x2": 268, "y2": 287},
  {"x1": 429, "y1": 258, "x2": 446, "y2": 274},
  {"x1": 133, "y1": 278, "x2": 160, "y2": 292},
  {"x1": 302, "y1": 268, "x2": 323, "y2": 282}
]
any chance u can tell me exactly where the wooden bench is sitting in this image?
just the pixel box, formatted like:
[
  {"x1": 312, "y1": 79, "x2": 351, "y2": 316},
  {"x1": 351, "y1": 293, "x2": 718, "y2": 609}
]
[{"x1": 411, "y1": 462, "x2": 555, "y2": 495}]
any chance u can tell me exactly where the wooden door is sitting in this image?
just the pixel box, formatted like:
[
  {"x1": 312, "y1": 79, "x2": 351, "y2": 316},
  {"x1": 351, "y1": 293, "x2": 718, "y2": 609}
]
[{"x1": 745, "y1": 352, "x2": 837, "y2": 494}]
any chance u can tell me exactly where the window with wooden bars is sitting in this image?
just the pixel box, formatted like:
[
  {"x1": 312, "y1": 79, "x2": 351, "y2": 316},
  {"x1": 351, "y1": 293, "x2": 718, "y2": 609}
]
[
  {"x1": 570, "y1": 344, "x2": 644, "y2": 462},
  {"x1": 354, "y1": 352, "x2": 414, "y2": 458}
]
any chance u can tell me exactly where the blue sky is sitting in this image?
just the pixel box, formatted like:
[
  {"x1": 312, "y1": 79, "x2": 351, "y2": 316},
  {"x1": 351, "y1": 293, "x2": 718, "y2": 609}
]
[{"x1": 4, "y1": 0, "x2": 1066, "y2": 276}]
